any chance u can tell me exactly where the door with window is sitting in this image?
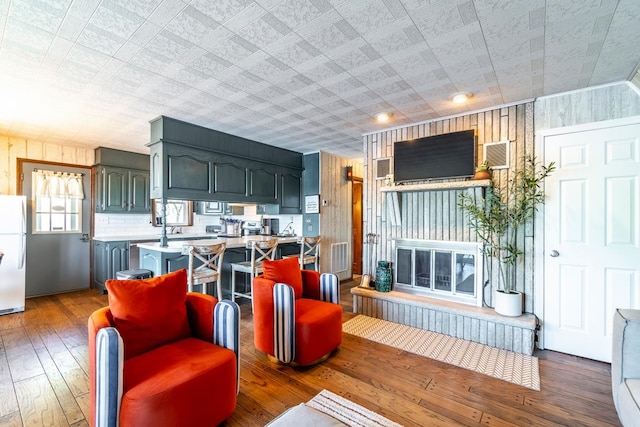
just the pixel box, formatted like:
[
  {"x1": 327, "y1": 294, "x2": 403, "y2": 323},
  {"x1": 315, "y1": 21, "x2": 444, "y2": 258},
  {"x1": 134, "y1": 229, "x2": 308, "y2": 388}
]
[
  {"x1": 21, "y1": 162, "x2": 91, "y2": 297},
  {"x1": 540, "y1": 120, "x2": 640, "y2": 362}
]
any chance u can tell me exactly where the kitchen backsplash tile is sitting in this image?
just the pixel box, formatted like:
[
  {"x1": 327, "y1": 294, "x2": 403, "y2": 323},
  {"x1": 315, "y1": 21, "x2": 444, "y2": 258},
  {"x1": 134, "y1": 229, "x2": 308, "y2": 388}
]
[{"x1": 94, "y1": 213, "x2": 303, "y2": 237}]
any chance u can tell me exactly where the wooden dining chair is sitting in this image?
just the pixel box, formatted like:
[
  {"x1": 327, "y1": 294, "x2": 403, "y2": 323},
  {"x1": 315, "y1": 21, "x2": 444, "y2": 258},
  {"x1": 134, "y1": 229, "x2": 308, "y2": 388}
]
[
  {"x1": 286, "y1": 236, "x2": 321, "y2": 271},
  {"x1": 230, "y1": 238, "x2": 278, "y2": 303},
  {"x1": 185, "y1": 241, "x2": 226, "y2": 299}
]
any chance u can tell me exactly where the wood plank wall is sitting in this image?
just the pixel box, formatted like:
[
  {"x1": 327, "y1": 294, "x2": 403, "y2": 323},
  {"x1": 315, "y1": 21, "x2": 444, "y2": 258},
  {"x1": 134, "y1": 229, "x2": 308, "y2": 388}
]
[
  {"x1": 0, "y1": 135, "x2": 95, "y2": 195},
  {"x1": 318, "y1": 151, "x2": 363, "y2": 281},
  {"x1": 535, "y1": 82, "x2": 640, "y2": 132},
  {"x1": 362, "y1": 102, "x2": 535, "y2": 311}
]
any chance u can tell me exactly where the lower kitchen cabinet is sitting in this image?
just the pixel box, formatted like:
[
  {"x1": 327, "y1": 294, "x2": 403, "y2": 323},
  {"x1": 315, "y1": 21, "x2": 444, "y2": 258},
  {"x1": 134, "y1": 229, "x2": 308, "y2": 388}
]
[
  {"x1": 221, "y1": 248, "x2": 247, "y2": 300},
  {"x1": 140, "y1": 248, "x2": 224, "y2": 296},
  {"x1": 139, "y1": 246, "x2": 247, "y2": 299},
  {"x1": 139, "y1": 248, "x2": 186, "y2": 278},
  {"x1": 278, "y1": 242, "x2": 300, "y2": 259},
  {"x1": 93, "y1": 240, "x2": 129, "y2": 293}
]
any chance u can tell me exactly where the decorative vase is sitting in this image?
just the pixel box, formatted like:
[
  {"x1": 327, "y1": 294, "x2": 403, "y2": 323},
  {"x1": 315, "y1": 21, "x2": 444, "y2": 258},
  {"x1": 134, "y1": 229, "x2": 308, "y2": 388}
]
[
  {"x1": 375, "y1": 261, "x2": 392, "y2": 292},
  {"x1": 494, "y1": 290, "x2": 523, "y2": 317},
  {"x1": 474, "y1": 170, "x2": 491, "y2": 180}
]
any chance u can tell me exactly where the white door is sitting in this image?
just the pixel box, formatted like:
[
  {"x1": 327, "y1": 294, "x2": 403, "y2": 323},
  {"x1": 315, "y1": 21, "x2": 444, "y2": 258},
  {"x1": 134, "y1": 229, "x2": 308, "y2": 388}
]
[{"x1": 541, "y1": 121, "x2": 640, "y2": 362}]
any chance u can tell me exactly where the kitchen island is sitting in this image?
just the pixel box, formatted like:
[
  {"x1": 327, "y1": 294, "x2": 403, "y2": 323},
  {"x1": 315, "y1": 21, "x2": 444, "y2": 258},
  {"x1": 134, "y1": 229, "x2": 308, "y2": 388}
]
[{"x1": 137, "y1": 235, "x2": 300, "y2": 299}]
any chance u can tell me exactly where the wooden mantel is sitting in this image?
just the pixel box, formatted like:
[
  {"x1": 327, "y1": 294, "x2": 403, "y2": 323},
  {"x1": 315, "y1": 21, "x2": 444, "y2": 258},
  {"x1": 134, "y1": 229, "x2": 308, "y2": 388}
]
[{"x1": 381, "y1": 179, "x2": 491, "y2": 192}]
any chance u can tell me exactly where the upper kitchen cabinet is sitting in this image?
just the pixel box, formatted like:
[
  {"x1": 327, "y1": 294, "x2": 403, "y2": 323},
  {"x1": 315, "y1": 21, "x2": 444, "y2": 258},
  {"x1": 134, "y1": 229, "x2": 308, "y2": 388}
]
[
  {"x1": 280, "y1": 172, "x2": 302, "y2": 214},
  {"x1": 94, "y1": 148, "x2": 150, "y2": 214},
  {"x1": 148, "y1": 116, "x2": 302, "y2": 208},
  {"x1": 214, "y1": 162, "x2": 247, "y2": 198},
  {"x1": 155, "y1": 145, "x2": 213, "y2": 200},
  {"x1": 248, "y1": 166, "x2": 277, "y2": 202}
]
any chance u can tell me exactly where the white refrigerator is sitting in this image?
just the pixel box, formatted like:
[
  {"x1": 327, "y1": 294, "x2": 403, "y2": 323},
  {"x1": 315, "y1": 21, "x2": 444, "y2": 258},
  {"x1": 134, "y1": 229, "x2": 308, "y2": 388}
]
[{"x1": 0, "y1": 195, "x2": 26, "y2": 315}]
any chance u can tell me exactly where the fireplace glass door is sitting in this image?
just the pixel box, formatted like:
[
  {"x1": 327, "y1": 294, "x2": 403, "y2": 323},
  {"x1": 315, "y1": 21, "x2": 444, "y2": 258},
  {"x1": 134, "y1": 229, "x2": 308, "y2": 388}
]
[{"x1": 393, "y1": 239, "x2": 483, "y2": 306}]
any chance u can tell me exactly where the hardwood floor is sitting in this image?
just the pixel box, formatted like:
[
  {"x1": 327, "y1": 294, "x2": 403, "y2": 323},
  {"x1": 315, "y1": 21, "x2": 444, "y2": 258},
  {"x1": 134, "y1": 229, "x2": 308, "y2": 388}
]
[{"x1": 0, "y1": 280, "x2": 621, "y2": 427}]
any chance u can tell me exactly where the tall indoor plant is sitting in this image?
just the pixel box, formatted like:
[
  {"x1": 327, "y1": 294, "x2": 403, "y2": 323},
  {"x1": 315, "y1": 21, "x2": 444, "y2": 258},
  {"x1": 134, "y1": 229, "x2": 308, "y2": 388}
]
[{"x1": 458, "y1": 155, "x2": 555, "y2": 316}]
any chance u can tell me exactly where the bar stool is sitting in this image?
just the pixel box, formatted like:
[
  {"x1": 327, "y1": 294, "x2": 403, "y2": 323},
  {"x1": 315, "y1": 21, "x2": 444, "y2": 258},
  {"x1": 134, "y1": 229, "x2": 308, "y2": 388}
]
[
  {"x1": 230, "y1": 238, "x2": 278, "y2": 303},
  {"x1": 115, "y1": 269, "x2": 153, "y2": 280},
  {"x1": 184, "y1": 242, "x2": 226, "y2": 298},
  {"x1": 285, "y1": 236, "x2": 321, "y2": 271}
]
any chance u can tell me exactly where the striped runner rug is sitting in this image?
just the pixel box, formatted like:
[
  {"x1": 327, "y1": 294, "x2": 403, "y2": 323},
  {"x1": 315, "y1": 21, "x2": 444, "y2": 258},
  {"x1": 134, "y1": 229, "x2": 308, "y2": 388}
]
[
  {"x1": 307, "y1": 389, "x2": 403, "y2": 427},
  {"x1": 343, "y1": 315, "x2": 540, "y2": 391}
]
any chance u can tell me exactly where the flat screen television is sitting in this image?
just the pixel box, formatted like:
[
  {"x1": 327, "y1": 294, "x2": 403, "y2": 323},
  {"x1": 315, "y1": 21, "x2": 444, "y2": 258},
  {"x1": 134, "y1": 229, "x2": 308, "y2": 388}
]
[{"x1": 393, "y1": 130, "x2": 476, "y2": 183}]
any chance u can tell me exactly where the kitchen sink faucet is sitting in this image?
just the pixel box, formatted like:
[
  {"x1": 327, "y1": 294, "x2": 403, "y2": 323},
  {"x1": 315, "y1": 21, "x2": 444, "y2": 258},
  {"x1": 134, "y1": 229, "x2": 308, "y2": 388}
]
[{"x1": 282, "y1": 222, "x2": 294, "y2": 236}]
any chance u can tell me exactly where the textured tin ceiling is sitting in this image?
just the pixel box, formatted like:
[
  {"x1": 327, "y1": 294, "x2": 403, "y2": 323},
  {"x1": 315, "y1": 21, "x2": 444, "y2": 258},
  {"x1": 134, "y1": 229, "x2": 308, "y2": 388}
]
[{"x1": 1, "y1": 0, "x2": 639, "y2": 158}]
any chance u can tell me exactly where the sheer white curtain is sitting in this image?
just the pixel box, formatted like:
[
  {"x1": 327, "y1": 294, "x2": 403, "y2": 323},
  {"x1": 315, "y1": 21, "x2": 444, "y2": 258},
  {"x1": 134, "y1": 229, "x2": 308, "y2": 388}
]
[{"x1": 33, "y1": 170, "x2": 84, "y2": 199}]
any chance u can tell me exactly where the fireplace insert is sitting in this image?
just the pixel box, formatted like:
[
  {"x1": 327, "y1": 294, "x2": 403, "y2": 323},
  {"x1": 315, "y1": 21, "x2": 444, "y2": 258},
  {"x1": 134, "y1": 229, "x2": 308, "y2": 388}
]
[{"x1": 393, "y1": 239, "x2": 483, "y2": 307}]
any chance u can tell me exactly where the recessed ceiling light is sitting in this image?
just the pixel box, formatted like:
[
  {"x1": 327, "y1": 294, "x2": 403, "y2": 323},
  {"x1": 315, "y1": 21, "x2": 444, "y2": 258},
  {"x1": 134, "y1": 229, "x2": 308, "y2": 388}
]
[
  {"x1": 452, "y1": 92, "x2": 472, "y2": 104},
  {"x1": 375, "y1": 112, "x2": 392, "y2": 123}
]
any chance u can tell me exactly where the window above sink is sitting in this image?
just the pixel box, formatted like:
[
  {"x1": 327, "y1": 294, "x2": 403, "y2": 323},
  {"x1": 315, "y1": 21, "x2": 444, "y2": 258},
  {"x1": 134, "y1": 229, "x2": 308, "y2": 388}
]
[{"x1": 152, "y1": 199, "x2": 193, "y2": 227}]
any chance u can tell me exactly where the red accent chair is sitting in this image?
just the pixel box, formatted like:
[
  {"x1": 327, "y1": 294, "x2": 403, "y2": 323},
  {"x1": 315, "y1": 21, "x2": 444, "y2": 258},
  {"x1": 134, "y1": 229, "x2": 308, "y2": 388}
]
[
  {"x1": 88, "y1": 269, "x2": 240, "y2": 427},
  {"x1": 253, "y1": 257, "x2": 342, "y2": 365}
]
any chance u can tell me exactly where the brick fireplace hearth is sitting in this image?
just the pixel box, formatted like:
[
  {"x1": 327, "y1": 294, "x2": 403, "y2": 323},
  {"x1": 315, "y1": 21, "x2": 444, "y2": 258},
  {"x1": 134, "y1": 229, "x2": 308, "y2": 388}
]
[{"x1": 351, "y1": 287, "x2": 537, "y2": 355}]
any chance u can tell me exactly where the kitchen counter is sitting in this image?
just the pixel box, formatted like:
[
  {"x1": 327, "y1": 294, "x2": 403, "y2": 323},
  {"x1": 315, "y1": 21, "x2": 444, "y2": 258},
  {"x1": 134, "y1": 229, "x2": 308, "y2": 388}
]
[
  {"x1": 93, "y1": 234, "x2": 216, "y2": 243},
  {"x1": 136, "y1": 235, "x2": 299, "y2": 253},
  {"x1": 136, "y1": 235, "x2": 301, "y2": 299}
]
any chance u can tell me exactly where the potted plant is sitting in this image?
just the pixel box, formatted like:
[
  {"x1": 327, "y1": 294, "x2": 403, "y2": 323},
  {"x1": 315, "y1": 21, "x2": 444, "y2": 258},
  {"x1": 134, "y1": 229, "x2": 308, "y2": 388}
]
[
  {"x1": 458, "y1": 155, "x2": 555, "y2": 316},
  {"x1": 474, "y1": 160, "x2": 491, "y2": 180}
]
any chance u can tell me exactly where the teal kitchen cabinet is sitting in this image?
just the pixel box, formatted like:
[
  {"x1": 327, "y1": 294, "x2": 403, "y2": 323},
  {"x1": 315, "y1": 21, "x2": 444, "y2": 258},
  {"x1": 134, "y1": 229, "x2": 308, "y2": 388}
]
[
  {"x1": 155, "y1": 147, "x2": 213, "y2": 201},
  {"x1": 139, "y1": 245, "x2": 244, "y2": 299},
  {"x1": 221, "y1": 248, "x2": 248, "y2": 300},
  {"x1": 94, "y1": 147, "x2": 150, "y2": 214},
  {"x1": 148, "y1": 116, "x2": 303, "y2": 205},
  {"x1": 96, "y1": 166, "x2": 150, "y2": 213},
  {"x1": 278, "y1": 242, "x2": 300, "y2": 259},
  {"x1": 280, "y1": 172, "x2": 302, "y2": 214},
  {"x1": 93, "y1": 240, "x2": 107, "y2": 292},
  {"x1": 93, "y1": 240, "x2": 129, "y2": 293},
  {"x1": 214, "y1": 162, "x2": 247, "y2": 199},
  {"x1": 248, "y1": 166, "x2": 278, "y2": 203}
]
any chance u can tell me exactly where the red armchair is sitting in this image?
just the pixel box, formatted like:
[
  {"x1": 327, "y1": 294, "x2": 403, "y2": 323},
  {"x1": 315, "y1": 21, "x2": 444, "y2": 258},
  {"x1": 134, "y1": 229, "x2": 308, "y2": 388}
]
[
  {"x1": 253, "y1": 257, "x2": 342, "y2": 365},
  {"x1": 88, "y1": 269, "x2": 240, "y2": 427}
]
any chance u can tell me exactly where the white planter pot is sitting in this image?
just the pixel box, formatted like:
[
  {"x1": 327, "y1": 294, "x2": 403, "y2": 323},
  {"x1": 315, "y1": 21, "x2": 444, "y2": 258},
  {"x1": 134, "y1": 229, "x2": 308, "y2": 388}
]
[{"x1": 494, "y1": 290, "x2": 523, "y2": 317}]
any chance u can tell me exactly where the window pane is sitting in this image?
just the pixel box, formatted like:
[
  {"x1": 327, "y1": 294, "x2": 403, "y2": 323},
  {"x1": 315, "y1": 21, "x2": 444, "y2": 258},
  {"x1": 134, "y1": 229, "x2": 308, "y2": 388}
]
[
  {"x1": 36, "y1": 214, "x2": 49, "y2": 231},
  {"x1": 415, "y1": 250, "x2": 430, "y2": 288},
  {"x1": 396, "y1": 248, "x2": 412, "y2": 285},
  {"x1": 33, "y1": 183, "x2": 82, "y2": 232},
  {"x1": 67, "y1": 213, "x2": 79, "y2": 230},
  {"x1": 434, "y1": 251, "x2": 452, "y2": 291},
  {"x1": 51, "y1": 197, "x2": 65, "y2": 211},
  {"x1": 51, "y1": 214, "x2": 65, "y2": 231},
  {"x1": 456, "y1": 253, "x2": 475, "y2": 295},
  {"x1": 67, "y1": 198, "x2": 79, "y2": 212},
  {"x1": 152, "y1": 200, "x2": 193, "y2": 226},
  {"x1": 36, "y1": 197, "x2": 50, "y2": 211}
]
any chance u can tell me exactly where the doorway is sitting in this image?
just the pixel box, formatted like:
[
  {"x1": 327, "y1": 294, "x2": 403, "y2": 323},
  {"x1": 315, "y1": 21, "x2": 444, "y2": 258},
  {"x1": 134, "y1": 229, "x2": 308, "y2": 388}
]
[
  {"x1": 19, "y1": 160, "x2": 91, "y2": 297},
  {"x1": 537, "y1": 118, "x2": 640, "y2": 362},
  {"x1": 352, "y1": 178, "x2": 363, "y2": 275}
]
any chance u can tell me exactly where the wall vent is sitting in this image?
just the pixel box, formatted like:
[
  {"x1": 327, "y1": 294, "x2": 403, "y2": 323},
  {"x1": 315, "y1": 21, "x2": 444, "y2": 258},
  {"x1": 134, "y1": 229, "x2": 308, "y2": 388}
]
[
  {"x1": 375, "y1": 157, "x2": 392, "y2": 180},
  {"x1": 331, "y1": 242, "x2": 349, "y2": 273},
  {"x1": 483, "y1": 140, "x2": 509, "y2": 169}
]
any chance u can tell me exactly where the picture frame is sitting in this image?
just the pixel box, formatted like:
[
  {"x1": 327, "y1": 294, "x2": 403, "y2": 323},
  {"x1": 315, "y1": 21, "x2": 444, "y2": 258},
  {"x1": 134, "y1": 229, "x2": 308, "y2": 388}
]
[{"x1": 305, "y1": 194, "x2": 320, "y2": 214}]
